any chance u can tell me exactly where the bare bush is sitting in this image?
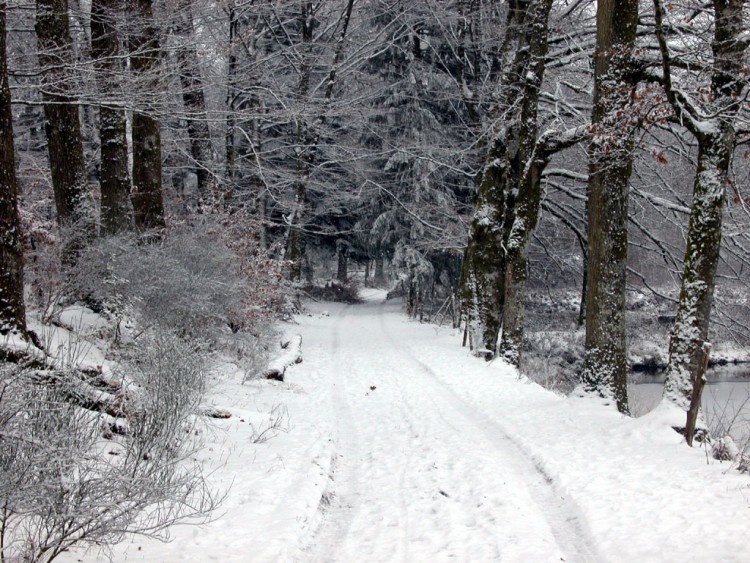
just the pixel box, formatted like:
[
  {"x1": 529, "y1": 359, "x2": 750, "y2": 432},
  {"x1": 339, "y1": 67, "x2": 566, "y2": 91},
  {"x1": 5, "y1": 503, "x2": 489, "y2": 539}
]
[
  {"x1": 302, "y1": 281, "x2": 362, "y2": 304},
  {"x1": 520, "y1": 330, "x2": 583, "y2": 394},
  {"x1": 70, "y1": 226, "x2": 243, "y2": 341},
  {"x1": 250, "y1": 404, "x2": 290, "y2": 444},
  {"x1": 0, "y1": 331, "x2": 219, "y2": 562}
]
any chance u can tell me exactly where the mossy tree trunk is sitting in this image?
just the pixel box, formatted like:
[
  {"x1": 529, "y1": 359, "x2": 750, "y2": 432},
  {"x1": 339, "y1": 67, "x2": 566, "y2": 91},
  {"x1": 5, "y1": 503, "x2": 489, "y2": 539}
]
[
  {"x1": 654, "y1": 0, "x2": 746, "y2": 444},
  {"x1": 460, "y1": 0, "x2": 549, "y2": 356},
  {"x1": 496, "y1": 0, "x2": 554, "y2": 366},
  {"x1": 0, "y1": 1, "x2": 26, "y2": 335},
  {"x1": 91, "y1": 0, "x2": 131, "y2": 235},
  {"x1": 580, "y1": 0, "x2": 639, "y2": 414},
  {"x1": 36, "y1": 0, "x2": 95, "y2": 259}
]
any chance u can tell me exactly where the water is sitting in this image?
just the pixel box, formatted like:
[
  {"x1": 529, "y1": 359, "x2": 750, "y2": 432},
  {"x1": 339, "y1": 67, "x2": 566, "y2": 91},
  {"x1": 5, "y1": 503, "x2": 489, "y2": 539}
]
[{"x1": 629, "y1": 366, "x2": 750, "y2": 444}]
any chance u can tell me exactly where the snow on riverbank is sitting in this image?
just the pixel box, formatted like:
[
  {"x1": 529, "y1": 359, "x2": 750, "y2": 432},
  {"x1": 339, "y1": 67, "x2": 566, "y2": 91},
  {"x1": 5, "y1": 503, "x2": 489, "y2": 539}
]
[{"x1": 69, "y1": 289, "x2": 749, "y2": 562}]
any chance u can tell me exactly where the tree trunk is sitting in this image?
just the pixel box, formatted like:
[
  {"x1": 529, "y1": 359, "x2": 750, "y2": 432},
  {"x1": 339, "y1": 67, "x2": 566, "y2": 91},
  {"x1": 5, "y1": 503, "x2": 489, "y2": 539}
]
[
  {"x1": 664, "y1": 129, "x2": 734, "y2": 413},
  {"x1": 497, "y1": 0, "x2": 554, "y2": 366},
  {"x1": 91, "y1": 0, "x2": 131, "y2": 235},
  {"x1": 287, "y1": 0, "x2": 354, "y2": 280},
  {"x1": 654, "y1": 0, "x2": 745, "y2": 442},
  {"x1": 36, "y1": 0, "x2": 95, "y2": 259},
  {"x1": 580, "y1": 0, "x2": 639, "y2": 414},
  {"x1": 129, "y1": 0, "x2": 165, "y2": 232},
  {"x1": 285, "y1": 1, "x2": 315, "y2": 281},
  {"x1": 0, "y1": 2, "x2": 26, "y2": 335},
  {"x1": 336, "y1": 242, "x2": 348, "y2": 283},
  {"x1": 460, "y1": 145, "x2": 508, "y2": 353},
  {"x1": 374, "y1": 256, "x2": 385, "y2": 285},
  {"x1": 460, "y1": 0, "x2": 547, "y2": 356},
  {"x1": 173, "y1": 0, "x2": 214, "y2": 197},
  {"x1": 225, "y1": 0, "x2": 238, "y2": 185}
]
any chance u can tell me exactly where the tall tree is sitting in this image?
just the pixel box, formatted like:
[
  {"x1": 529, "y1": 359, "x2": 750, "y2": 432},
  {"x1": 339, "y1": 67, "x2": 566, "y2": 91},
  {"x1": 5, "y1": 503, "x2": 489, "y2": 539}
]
[
  {"x1": 129, "y1": 0, "x2": 165, "y2": 231},
  {"x1": 654, "y1": 0, "x2": 747, "y2": 444},
  {"x1": 172, "y1": 0, "x2": 215, "y2": 196},
  {"x1": 91, "y1": 0, "x2": 131, "y2": 234},
  {"x1": 460, "y1": 0, "x2": 552, "y2": 355},
  {"x1": 0, "y1": 0, "x2": 26, "y2": 335},
  {"x1": 579, "y1": 0, "x2": 639, "y2": 413},
  {"x1": 36, "y1": 0, "x2": 95, "y2": 257},
  {"x1": 286, "y1": 0, "x2": 355, "y2": 280},
  {"x1": 495, "y1": 0, "x2": 554, "y2": 365}
]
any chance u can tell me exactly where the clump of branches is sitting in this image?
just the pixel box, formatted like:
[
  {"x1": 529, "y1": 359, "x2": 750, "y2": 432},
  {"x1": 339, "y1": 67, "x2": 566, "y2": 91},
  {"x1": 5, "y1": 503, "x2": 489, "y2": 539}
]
[
  {"x1": 0, "y1": 330, "x2": 219, "y2": 562},
  {"x1": 302, "y1": 281, "x2": 362, "y2": 304}
]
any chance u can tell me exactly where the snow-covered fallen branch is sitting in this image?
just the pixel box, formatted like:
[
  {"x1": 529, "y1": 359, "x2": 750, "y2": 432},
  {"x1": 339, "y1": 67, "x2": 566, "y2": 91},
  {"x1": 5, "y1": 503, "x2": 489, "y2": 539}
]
[{"x1": 258, "y1": 335, "x2": 303, "y2": 382}]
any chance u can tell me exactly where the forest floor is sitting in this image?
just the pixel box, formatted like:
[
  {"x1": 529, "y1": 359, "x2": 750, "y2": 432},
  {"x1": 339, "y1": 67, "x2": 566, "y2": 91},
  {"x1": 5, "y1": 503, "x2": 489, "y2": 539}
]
[{"x1": 68, "y1": 289, "x2": 750, "y2": 562}]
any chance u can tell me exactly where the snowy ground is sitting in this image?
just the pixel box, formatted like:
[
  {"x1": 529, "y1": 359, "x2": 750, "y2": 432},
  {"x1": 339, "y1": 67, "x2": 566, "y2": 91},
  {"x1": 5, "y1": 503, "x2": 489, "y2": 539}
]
[{"x1": 68, "y1": 289, "x2": 750, "y2": 562}]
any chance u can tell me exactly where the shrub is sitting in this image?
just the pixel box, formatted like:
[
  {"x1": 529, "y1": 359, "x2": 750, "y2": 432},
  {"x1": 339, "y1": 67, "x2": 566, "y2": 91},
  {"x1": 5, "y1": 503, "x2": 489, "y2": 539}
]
[
  {"x1": 0, "y1": 331, "x2": 218, "y2": 562},
  {"x1": 302, "y1": 281, "x2": 362, "y2": 304}
]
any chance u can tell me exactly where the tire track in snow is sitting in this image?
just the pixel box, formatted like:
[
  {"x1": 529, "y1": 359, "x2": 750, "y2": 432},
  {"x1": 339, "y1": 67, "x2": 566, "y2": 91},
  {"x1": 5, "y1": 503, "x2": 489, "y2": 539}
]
[
  {"x1": 376, "y1": 303, "x2": 602, "y2": 563},
  {"x1": 305, "y1": 304, "x2": 362, "y2": 558},
  {"x1": 307, "y1": 302, "x2": 418, "y2": 562},
  {"x1": 307, "y1": 299, "x2": 602, "y2": 561}
]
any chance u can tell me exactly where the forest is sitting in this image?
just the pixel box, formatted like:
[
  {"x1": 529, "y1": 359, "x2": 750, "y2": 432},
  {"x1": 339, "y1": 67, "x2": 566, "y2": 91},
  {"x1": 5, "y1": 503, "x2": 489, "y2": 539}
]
[{"x1": 1, "y1": 0, "x2": 749, "y2": 560}]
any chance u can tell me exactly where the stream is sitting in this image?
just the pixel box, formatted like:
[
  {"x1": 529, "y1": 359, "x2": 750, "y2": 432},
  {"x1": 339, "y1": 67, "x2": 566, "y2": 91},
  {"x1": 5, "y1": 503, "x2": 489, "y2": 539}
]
[{"x1": 629, "y1": 366, "x2": 750, "y2": 444}]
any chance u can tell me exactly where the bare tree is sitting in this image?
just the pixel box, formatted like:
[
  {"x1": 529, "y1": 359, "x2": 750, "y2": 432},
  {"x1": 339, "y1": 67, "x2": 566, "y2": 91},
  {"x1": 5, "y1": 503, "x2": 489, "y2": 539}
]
[
  {"x1": 91, "y1": 0, "x2": 132, "y2": 234},
  {"x1": 654, "y1": 0, "x2": 748, "y2": 444},
  {"x1": 171, "y1": 0, "x2": 215, "y2": 197},
  {"x1": 286, "y1": 0, "x2": 356, "y2": 280},
  {"x1": 129, "y1": 0, "x2": 165, "y2": 232},
  {"x1": 0, "y1": 0, "x2": 25, "y2": 336},
  {"x1": 460, "y1": 0, "x2": 557, "y2": 356},
  {"x1": 35, "y1": 0, "x2": 96, "y2": 258},
  {"x1": 495, "y1": 0, "x2": 554, "y2": 365},
  {"x1": 579, "y1": 0, "x2": 639, "y2": 413}
]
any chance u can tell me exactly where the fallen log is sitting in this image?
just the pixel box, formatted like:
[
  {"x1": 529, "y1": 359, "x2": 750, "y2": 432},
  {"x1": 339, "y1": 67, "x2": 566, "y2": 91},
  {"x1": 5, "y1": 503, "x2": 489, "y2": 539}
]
[{"x1": 259, "y1": 335, "x2": 303, "y2": 382}]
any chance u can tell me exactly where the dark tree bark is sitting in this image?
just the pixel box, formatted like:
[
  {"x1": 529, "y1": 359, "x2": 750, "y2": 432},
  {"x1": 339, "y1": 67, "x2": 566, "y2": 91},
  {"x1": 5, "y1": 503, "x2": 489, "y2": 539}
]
[
  {"x1": 0, "y1": 1, "x2": 26, "y2": 335},
  {"x1": 285, "y1": 0, "x2": 316, "y2": 281},
  {"x1": 497, "y1": 0, "x2": 554, "y2": 366},
  {"x1": 460, "y1": 0, "x2": 550, "y2": 355},
  {"x1": 374, "y1": 255, "x2": 385, "y2": 285},
  {"x1": 580, "y1": 0, "x2": 639, "y2": 414},
  {"x1": 173, "y1": 0, "x2": 214, "y2": 197},
  {"x1": 36, "y1": 0, "x2": 95, "y2": 257},
  {"x1": 225, "y1": 0, "x2": 239, "y2": 185},
  {"x1": 336, "y1": 240, "x2": 348, "y2": 283},
  {"x1": 654, "y1": 0, "x2": 746, "y2": 444},
  {"x1": 286, "y1": 0, "x2": 354, "y2": 280},
  {"x1": 91, "y1": 0, "x2": 131, "y2": 234},
  {"x1": 129, "y1": 0, "x2": 165, "y2": 232}
]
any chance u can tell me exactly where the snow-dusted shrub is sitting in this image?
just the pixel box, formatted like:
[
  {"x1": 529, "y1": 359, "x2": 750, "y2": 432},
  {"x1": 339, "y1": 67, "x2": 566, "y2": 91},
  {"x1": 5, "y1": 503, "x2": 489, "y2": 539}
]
[
  {"x1": 0, "y1": 335, "x2": 218, "y2": 562},
  {"x1": 520, "y1": 330, "x2": 583, "y2": 394},
  {"x1": 711, "y1": 436, "x2": 741, "y2": 462},
  {"x1": 68, "y1": 213, "x2": 288, "y2": 349},
  {"x1": 121, "y1": 331, "x2": 208, "y2": 458}
]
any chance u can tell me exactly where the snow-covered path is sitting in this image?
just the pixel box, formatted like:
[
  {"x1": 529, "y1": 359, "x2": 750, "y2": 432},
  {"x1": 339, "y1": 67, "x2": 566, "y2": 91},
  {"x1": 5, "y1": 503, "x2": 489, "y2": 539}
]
[
  {"x1": 306, "y1": 297, "x2": 597, "y2": 562},
  {"x1": 73, "y1": 290, "x2": 750, "y2": 562}
]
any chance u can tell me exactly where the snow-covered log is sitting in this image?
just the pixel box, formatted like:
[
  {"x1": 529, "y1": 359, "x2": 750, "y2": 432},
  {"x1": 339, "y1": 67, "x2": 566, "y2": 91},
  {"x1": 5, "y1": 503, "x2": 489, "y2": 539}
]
[{"x1": 262, "y1": 335, "x2": 303, "y2": 382}]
